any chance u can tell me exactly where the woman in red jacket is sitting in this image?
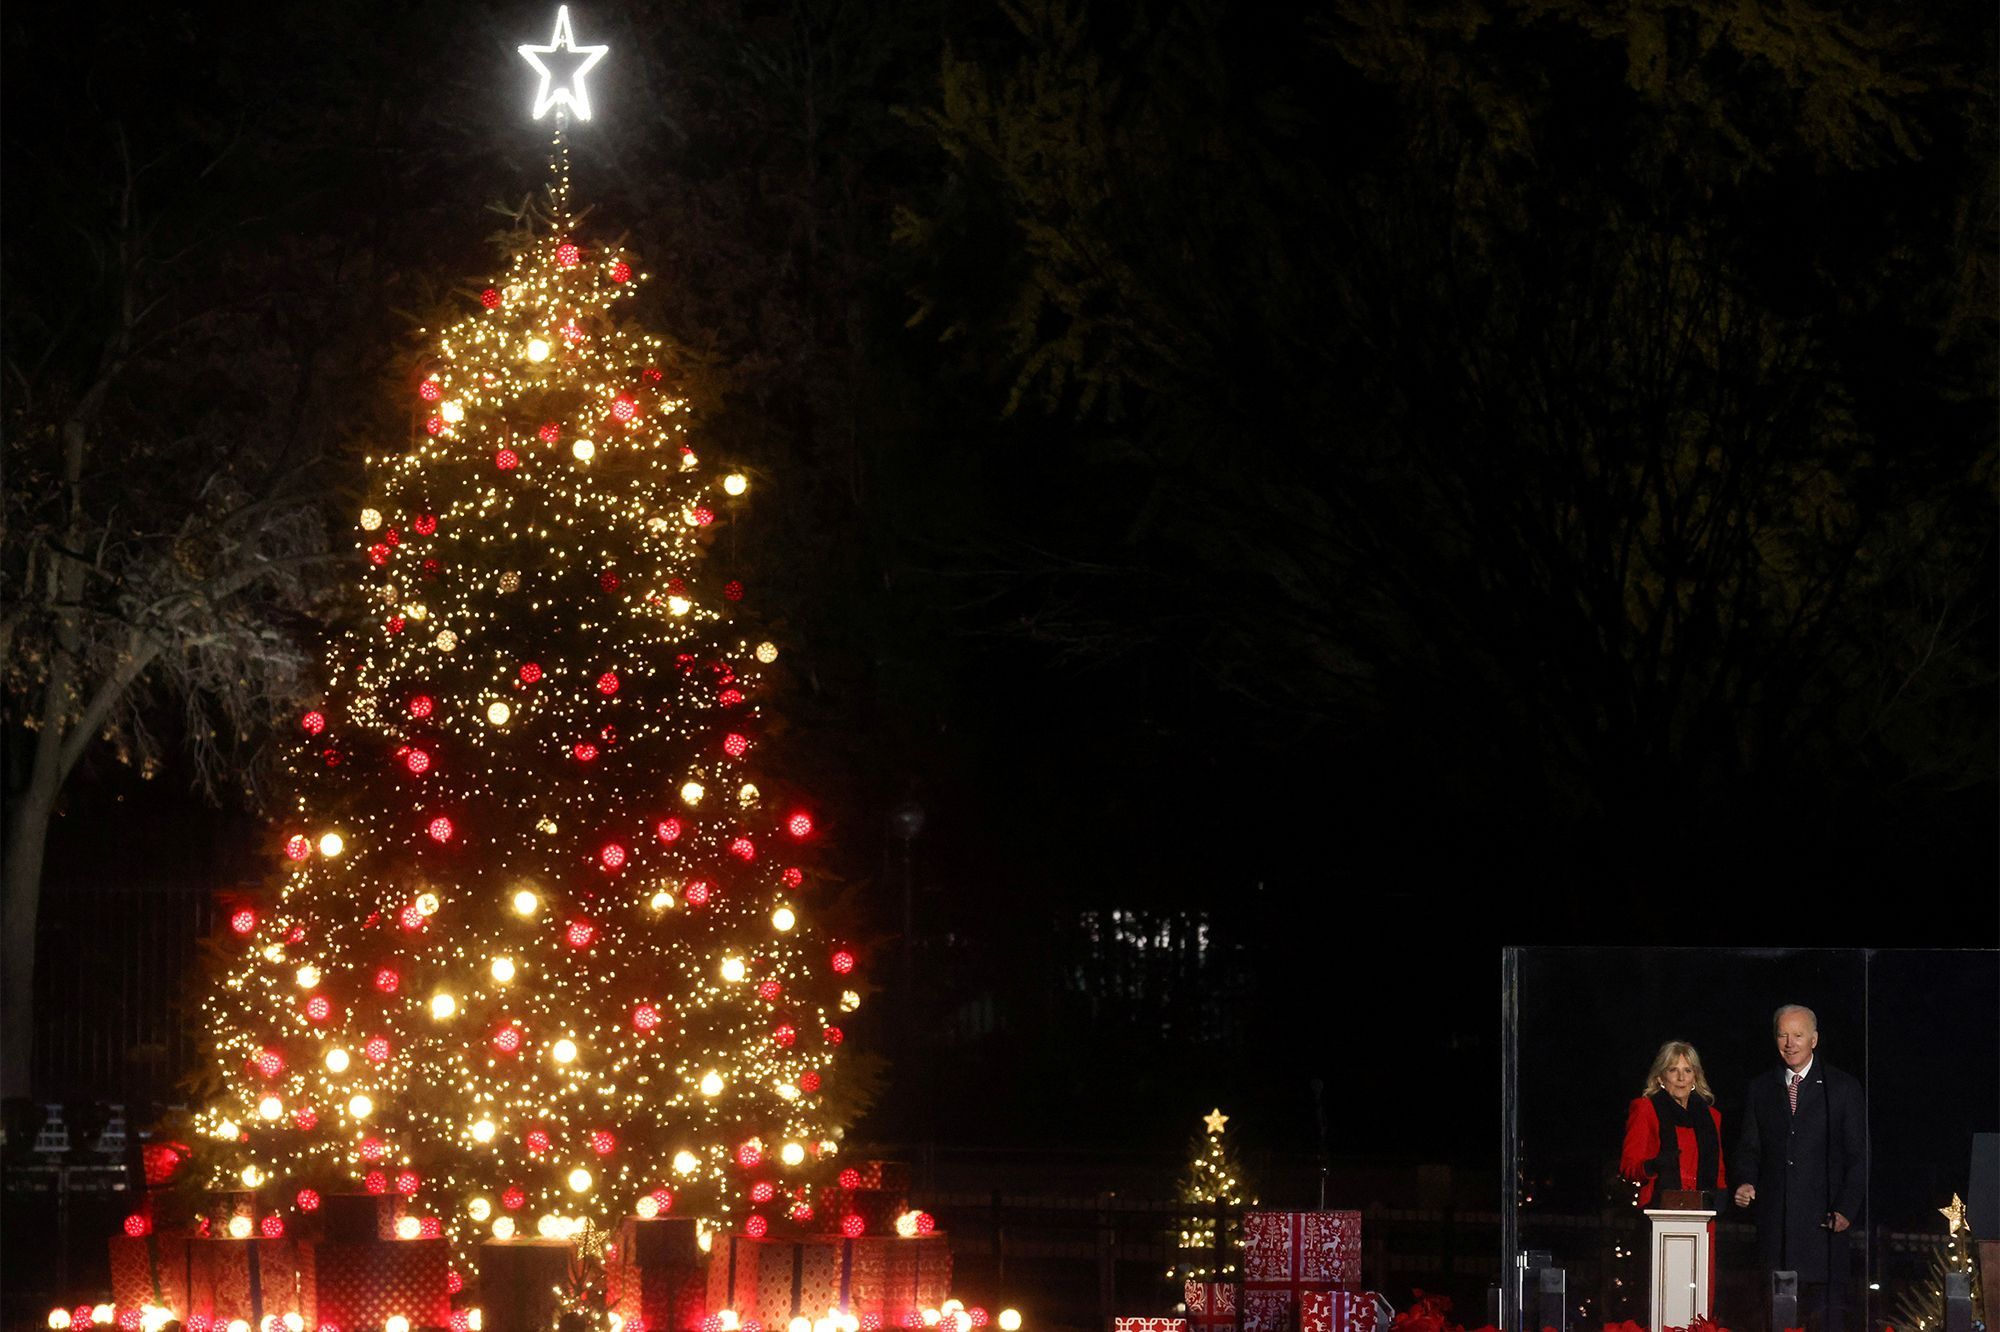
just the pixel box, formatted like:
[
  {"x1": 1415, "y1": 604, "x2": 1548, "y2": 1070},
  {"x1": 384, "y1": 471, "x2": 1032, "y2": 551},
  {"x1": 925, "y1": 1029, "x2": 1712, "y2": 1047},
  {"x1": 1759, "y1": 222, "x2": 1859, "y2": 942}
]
[{"x1": 1620, "y1": 1040, "x2": 1726, "y2": 1205}]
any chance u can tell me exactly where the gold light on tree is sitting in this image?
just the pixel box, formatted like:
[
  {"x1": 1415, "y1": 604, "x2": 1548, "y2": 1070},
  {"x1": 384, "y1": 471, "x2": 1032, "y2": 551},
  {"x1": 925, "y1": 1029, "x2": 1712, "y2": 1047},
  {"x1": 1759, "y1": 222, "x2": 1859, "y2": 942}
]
[
  {"x1": 191, "y1": 125, "x2": 859, "y2": 1276},
  {"x1": 1172, "y1": 1107, "x2": 1252, "y2": 1287}
]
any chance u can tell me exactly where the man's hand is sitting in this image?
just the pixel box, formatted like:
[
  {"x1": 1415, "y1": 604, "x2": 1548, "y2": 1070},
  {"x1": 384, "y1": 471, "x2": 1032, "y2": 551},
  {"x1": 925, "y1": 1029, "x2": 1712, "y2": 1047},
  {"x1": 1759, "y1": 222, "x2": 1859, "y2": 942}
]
[
  {"x1": 1734, "y1": 1184, "x2": 1757, "y2": 1207},
  {"x1": 1826, "y1": 1212, "x2": 1850, "y2": 1232}
]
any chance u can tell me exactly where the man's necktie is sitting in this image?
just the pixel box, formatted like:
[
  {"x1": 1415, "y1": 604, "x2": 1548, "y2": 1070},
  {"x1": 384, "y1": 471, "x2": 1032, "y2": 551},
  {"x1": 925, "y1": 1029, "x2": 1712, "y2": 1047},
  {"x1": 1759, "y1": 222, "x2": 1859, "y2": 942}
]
[{"x1": 1788, "y1": 1071, "x2": 1802, "y2": 1114}]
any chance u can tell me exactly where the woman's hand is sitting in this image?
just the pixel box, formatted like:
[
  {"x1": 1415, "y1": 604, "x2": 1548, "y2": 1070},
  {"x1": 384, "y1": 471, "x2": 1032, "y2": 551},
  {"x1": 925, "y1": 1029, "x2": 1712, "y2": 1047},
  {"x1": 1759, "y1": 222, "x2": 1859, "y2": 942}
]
[{"x1": 1734, "y1": 1183, "x2": 1756, "y2": 1207}]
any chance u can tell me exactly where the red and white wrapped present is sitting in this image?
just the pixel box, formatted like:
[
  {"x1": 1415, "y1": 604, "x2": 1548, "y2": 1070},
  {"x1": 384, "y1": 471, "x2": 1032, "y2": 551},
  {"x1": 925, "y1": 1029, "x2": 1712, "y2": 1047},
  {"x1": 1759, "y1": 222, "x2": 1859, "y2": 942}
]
[
  {"x1": 845, "y1": 1233, "x2": 952, "y2": 1315},
  {"x1": 607, "y1": 1217, "x2": 707, "y2": 1330},
  {"x1": 707, "y1": 1233, "x2": 846, "y2": 1322},
  {"x1": 1114, "y1": 1320, "x2": 1189, "y2": 1332},
  {"x1": 478, "y1": 1237, "x2": 576, "y2": 1332},
  {"x1": 185, "y1": 1236, "x2": 304, "y2": 1323},
  {"x1": 1301, "y1": 1289, "x2": 1379, "y2": 1332},
  {"x1": 108, "y1": 1231, "x2": 193, "y2": 1314},
  {"x1": 1241, "y1": 1211, "x2": 1363, "y2": 1332},
  {"x1": 296, "y1": 1237, "x2": 452, "y2": 1326},
  {"x1": 1185, "y1": 1280, "x2": 1238, "y2": 1331}
]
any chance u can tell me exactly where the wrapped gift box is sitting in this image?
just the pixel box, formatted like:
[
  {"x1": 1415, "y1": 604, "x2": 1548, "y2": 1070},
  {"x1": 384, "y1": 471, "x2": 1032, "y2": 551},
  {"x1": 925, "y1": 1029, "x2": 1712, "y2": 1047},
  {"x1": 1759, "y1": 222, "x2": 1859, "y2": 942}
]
[
  {"x1": 1185, "y1": 1280, "x2": 1238, "y2": 1331},
  {"x1": 1243, "y1": 1211, "x2": 1361, "y2": 1288},
  {"x1": 480, "y1": 1237, "x2": 577, "y2": 1332},
  {"x1": 846, "y1": 1234, "x2": 952, "y2": 1316},
  {"x1": 707, "y1": 1233, "x2": 844, "y2": 1322},
  {"x1": 296, "y1": 1238, "x2": 451, "y2": 1327},
  {"x1": 108, "y1": 1232, "x2": 193, "y2": 1315},
  {"x1": 607, "y1": 1218, "x2": 707, "y2": 1330},
  {"x1": 814, "y1": 1186, "x2": 905, "y2": 1235},
  {"x1": 847, "y1": 1160, "x2": 912, "y2": 1194},
  {"x1": 317, "y1": 1189, "x2": 411, "y2": 1242},
  {"x1": 186, "y1": 1236, "x2": 303, "y2": 1322},
  {"x1": 1301, "y1": 1289, "x2": 1379, "y2": 1332},
  {"x1": 1115, "y1": 1320, "x2": 1190, "y2": 1332}
]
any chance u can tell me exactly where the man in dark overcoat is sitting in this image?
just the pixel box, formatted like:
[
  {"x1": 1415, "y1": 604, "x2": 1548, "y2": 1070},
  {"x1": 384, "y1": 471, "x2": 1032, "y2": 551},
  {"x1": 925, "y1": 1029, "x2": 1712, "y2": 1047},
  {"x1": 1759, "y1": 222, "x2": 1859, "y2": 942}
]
[{"x1": 1732, "y1": 1003, "x2": 1867, "y2": 1332}]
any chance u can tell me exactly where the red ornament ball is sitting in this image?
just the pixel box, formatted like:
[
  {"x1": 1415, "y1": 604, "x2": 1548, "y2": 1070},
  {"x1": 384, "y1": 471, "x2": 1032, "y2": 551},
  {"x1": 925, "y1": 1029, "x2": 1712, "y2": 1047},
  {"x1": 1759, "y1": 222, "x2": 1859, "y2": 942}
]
[
  {"x1": 301, "y1": 709, "x2": 326, "y2": 735},
  {"x1": 261, "y1": 1215, "x2": 285, "y2": 1238},
  {"x1": 404, "y1": 748, "x2": 432, "y2": 775},
  {"x1": 751, "y1": 1181, "x2": 776, "y2": 1203},
  {"x1": 838, "y1": 1168, "x2": 861, "y2": 1189},
  {"x1": 611, "y1": 396, "x2": 637, "y2": 422},
  {"x1": 913, "y1": 1211, "x2": 936, "y2": 1234},
  {"x1": 723, "y1": 578, "x2": 743, "y2": 600},
  {"x1": 600, "y1": 569, "x2": 621, "y2": 592},
  {"x1": 285, "y1": 835, "x2": 311, "y2": 861},
  {"x1": 695, "y1": 508, "x2": 716, "y2": 527},
  {"x1": 599, "y1": 842, "x2": 627, "y2": 871},
  {"x1": 123, "y1": 1213, "x2": 151, "y2": 1237},
  {"x1": 573, "y1": 743, "x2": 599, "y2": 763},
  {"x1": 737, "y1": 1141, "x2": 763, "y2": 1167},
  {"x1": 831, "y1": 950, "x2": 856, "y2": 975},
  {"x1": 799, "y1": 1071, "x2": 821, "y2": 1093},
  {"x1": 254, "y1": 1048, "x2": 284, "y2": 1078},
  {"x1": 644, "y1": 367, "x2": 663, "y2": 382},
  {"x1": 526, "y1": 1129, "x2": 551, "y2": 1155},
  {"x1": 787, "y1": 811, "x2": 814, "y2": 838},
  {"x1": 425, "y1": 415, "x2": 444, "y2": 436},
  {"x1": 360, "y1": 1138, "x2": 387, "y2": 1161},
  {"x1": 791, "y1": 1201, "x2": 814, "y2": 1222},
  {"x1": 387, "y1": 615, "x2": 406, "y2": 635},
  {"x1": 493, "y1": 1025, "x2": 524, "y2": 1054},
  {"x1": 757, "y1": 980, "x2": 781, "y2": 1002},
  {"x1": 655, "y1": 818, "x2": 683, "y2": 843},
  {"x1": 296, "y1": 1188, "x2": 321, "y2": 1211},
  {"x1": 324, "y1": 747, "x2": 342, "y2": 766},
  {"x1": 413, "y1": 513, "x2": 438, "y2": 536},
  {"x1": 611, "y1": 261, "x2": 632, "y2": 283},
  {"x1": 556, "y1": 242, "x2": 581, "y2": 267},
  {"x1": 294, "y1": 1107, "x2": 319, "y2": 1130},
  {"x1": 842, "y1": 1213, "x2": 866, "y2": 1238},
  {"x1": 365, "y1": 1036, "x2": 392, "y2": 1063},
  {"x1": 481, "y1": 288, "x2": 502, "y2": 309},
  {"x1": 420, "y1": 1216, "x2": 443, "y2": 1238},
  {"x1": 633, "y1": 1004, "x2": 661, "y2": 1032},
  {"x1": 409, "y1": 695, "x2": 435, "y2": 718},
  {"x1": 566, "y1": 918, "x2": 598, "y2": 948},
  {"x1": 596, "y1": 671, "x2": 620, "y2": 695},
  {"x1": 502, "y1": 1186, "x2": 527, "y2": 1210},
  {"x1": 772, "y1": 1024, "x2": 798, "y2": 1048},
  {"x1": 519, "y1": 661, "x2": 542, "y2": 683},
  {"x1": 969, "y1": 1312, "x2": 990, "y2": 1328},
  {"x1": 719, "y1": 688, "x2": 743, "y2": 707},
  {"x1": 305, "y1": 995, "x2": 332, "y2": 1022},
  {"x1": 824, "y1": 1026, "x2": 844, "y2": 1045},
  {"x1": 398, "y1": 903, "x2": 425, "y2": 931},
  {"x1": 419, "y1": 380, "x2": 442, "y2": 401},
  {"x1": 395, "y1": 1170, "x2": 420, "y2": 1195},
  {"x1": 384, "y1": 528, "x2": 401, "y2": 546},
  {"x1": 590, "y1": 1130, "x2": 616, "y2": 1156},
  {"x1": 447, "y1": 1271, "x2": 465, "y2": 1295},
  {"x1": 781, "y1": 868, "x2": 804, "y2": 888},
  {"x1": 538, "y1": 421, "x2": 561, "y2": 443},
  {"x1": 729, "y1": 837, "x2": 755, "y2": 861},
  {"x1": 374, "y1": 967, "x2": 400, "y2": 993},
  {"x1": 723, "y1": 733, "x2": 749, "y2": 758},
  {"x1": 683, "y1": 880, "x2": 712, "y2": 907},
  {"x1": 496, "y1": 448, "x2": 519, "y2": 471},
  {"x1": 745, "y1": 1215, "x2": 769, "y2": 1238},
  {"x1": 368, "y1": 544, "x2": 391, "y2": 566},
  {"x1": 364, "y1": 1171, "x2": 388, "y2": 1195},
  {"x1": 428, "y1": 815, "x2": 455, "y2": 843}
]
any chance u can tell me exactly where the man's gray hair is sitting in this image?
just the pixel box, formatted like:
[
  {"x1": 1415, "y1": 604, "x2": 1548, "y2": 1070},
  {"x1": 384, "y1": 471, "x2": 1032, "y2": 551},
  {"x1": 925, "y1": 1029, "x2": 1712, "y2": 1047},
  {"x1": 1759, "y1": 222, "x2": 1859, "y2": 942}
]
[{"x1": 1772, "y1": 1003, "x2": 1819, "y2": 1034}]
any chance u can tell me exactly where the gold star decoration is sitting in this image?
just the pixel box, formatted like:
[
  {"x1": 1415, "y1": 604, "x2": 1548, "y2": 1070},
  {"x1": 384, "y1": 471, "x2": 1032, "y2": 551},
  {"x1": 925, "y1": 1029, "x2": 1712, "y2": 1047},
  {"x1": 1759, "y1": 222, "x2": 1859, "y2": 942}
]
[
  {"x1": 1203, "y1": 1107, "x2": 1229, "y2": 1135},
  {"x1": 1939, "y1": 1193, "x2": 1967, "y2": 1236}
]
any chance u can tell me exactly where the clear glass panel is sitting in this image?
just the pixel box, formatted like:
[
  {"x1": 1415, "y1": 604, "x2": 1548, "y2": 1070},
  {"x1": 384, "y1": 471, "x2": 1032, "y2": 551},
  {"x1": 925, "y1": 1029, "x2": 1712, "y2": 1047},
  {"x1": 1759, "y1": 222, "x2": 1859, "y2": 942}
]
[{"x1": 1506, "y1": 947, "x2": 1999, "y2": 1332}]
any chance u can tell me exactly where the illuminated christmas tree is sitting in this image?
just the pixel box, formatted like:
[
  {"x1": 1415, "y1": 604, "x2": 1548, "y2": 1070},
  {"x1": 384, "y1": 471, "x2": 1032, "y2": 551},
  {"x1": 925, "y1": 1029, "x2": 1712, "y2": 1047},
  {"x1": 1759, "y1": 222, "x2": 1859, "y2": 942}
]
[
  {"x1": 1171, "y1": 1108, "x2": 1252, "y2": 1289},
  {"x1": 188, "y1": 14, "x2": 865, "y2": 1276}
]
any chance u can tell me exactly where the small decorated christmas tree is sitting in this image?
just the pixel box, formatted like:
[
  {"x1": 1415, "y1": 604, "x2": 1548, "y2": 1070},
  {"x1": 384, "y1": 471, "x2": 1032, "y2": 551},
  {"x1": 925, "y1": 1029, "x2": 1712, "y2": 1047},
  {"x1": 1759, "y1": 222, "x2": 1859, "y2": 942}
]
[
  {"x1": 1172, "y1": 1107, "x2": 1253, "y2": 1288},
  {"x1": 187, "y1": 19, "x2": 866, "y2": 1277},
  {"x1": 1891, "y1": 1194, "x2": 1986, "y2": 1332}
]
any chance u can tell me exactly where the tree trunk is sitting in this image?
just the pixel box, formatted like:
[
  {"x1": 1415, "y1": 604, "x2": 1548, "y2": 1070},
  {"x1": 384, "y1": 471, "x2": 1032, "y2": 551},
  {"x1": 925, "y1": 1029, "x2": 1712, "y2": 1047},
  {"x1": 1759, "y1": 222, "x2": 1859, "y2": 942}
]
[{"x1": 0, "y1": 779, "x2": 57, "y2": 1100}]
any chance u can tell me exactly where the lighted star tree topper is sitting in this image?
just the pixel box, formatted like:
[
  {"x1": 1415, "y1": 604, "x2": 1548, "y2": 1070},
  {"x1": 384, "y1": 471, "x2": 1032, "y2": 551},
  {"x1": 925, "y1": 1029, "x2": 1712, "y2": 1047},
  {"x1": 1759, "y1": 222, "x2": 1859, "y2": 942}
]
[{"x1": 190, "y1": 7, "x2": 866, "y2": 1275}]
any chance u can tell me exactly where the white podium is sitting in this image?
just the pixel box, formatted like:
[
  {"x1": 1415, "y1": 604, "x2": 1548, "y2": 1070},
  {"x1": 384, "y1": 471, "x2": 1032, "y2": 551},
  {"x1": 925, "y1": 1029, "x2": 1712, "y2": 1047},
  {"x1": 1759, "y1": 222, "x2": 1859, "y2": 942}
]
[{"x1": 1643, "y1": 1207, "x2": 1716, "y2": 1332}]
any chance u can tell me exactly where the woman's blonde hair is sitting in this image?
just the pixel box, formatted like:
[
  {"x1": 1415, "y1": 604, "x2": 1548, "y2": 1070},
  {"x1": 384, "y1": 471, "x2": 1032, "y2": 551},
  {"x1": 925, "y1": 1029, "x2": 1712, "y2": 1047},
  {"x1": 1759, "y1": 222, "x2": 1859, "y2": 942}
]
[{"x1": 1641, "y1": 1040, "x2": 1715, "y2": 1101}]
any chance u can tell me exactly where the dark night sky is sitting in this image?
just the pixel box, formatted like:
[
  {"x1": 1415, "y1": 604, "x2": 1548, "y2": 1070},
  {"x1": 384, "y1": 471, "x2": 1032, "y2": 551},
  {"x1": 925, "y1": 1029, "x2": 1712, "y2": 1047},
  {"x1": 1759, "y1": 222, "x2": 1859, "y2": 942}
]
[{"x1": 6, "y1": 0, "x2": 1996, "y2": 1239}]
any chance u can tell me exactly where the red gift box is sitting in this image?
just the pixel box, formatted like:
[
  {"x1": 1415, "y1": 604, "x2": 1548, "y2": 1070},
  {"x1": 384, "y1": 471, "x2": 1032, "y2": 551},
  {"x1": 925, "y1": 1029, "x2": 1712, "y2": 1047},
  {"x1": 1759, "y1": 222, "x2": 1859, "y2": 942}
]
[
  {"x1": 479, "y1": 1238, "x2": 576, "y2": 1332},
  {"x1": 186, "y1": 1237, "x2": 303, "y2": 1322},
  {"x1": 815, "y1": 1186, "x2": 905, "y2": 1235},
  {"x1": 1116, "y1": 1320, "x2": 1190, "y2": 1332},
  {"x1": 607, "y1": 1218, "x2": 707, "y2": 1331},
  {"x1": 845, "y1": 1233, "x2": 952, "y2": 1316},
  {"x1": 108, "y1": 1232, "x2": 193, "y2": 1314},
  {"x1": 847, "y1": 1160, "x2": 912, "y2": 1194},
  {"x1": 1302, "y1": 1290, "x2": 1379, "y2": 1332},
  {"x1": 297, "y1": 1238, "x2": 451, "y2": 1326},
  {"x1": 1185, "y1": 1280, "x2": 1238, "y2": 1330},
  {"x1": 708, "y1": 1233, "x2": 853, "y2": 1321},
  {"x1": 317, "y1": 1189, "x2": 411, "y2": 1242},
  {"x1": 1243, "y1": 1211, "x2": 1361, "y2": 1287}
]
